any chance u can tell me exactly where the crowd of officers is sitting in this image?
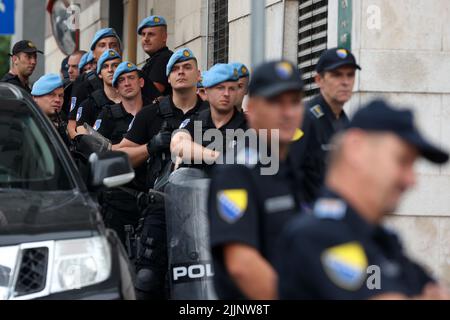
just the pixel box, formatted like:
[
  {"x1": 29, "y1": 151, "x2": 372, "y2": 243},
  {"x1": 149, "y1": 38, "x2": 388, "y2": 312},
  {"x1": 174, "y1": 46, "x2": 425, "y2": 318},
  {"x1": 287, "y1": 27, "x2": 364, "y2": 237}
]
[{"x1": 2, "y1": 15, "x2": 450, "y2": 300}]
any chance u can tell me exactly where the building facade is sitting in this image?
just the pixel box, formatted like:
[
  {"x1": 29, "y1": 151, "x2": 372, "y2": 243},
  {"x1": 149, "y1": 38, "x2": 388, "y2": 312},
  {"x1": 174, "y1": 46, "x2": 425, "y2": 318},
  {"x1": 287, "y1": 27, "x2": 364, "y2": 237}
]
[{"x1": 41, "y1": 0, "x2": 450, "y2": 284}]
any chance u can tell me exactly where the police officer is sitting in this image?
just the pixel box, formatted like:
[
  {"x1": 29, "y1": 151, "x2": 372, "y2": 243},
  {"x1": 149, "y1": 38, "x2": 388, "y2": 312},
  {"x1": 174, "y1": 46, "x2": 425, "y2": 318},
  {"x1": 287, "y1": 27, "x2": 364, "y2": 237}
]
[
  {"x1": 207, "y1": 60, "x2": 304, "y2": 300},
  {"x1": 93, "y1": 62, "x2": 148, "y2": 248},
  {"x1": 116, "y1": 48, "x2": 208, "y2": 189},
  {"x1": 31, "y1": 73, "x2": 69, "y2": 146},
  {"x1": 61, "y1": 50, "x2": 87, "y2": 122},
  {"x1": 278, "y1": 100, "x2": 450, "y2": 300},
  {"x1": 229, "y1": 62, "x2": 250, "y2": 111},
  {"x1": 290, "y1": 48, "x2": 361, "y2": 204},
  {"x1": 171, "y1": 63, "x2": 247, "y2": 173},
  {"x1": 95, "y1": 61, "x2": 145, "y2": 145},
  {"x1": 76, "y1": 49, "x2": 122, "y2": 133},
  {"x1": 1, "y1": 40, "x2": 43, "y2": 93},
  {"x1": 116, "y1": 48, "x2": 208, "y2": 299},
  {"x1": 68, "y1": 28, "x2": 122, "y2": 138},
  {"x1": 138, "y1": 15, "x2": 173, "y2": 100}
]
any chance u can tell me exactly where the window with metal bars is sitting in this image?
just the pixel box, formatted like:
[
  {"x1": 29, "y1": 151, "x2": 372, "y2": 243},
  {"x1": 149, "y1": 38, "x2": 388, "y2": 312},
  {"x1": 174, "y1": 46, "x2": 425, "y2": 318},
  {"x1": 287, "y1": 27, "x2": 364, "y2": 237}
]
[
  {"x1": 208, "y1": 0, "x2": 229, "y2": 67},
  {"x1": 298, "y1": 0, "x2": 329, "y2": 97}
]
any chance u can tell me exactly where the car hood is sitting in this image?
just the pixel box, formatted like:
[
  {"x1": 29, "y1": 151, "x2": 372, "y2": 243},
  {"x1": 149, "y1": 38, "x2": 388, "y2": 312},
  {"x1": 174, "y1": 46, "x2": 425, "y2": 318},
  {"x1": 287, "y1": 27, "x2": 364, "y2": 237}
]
[{"x1": 0, "y1": 190, "x2": 101, "y2": 245}]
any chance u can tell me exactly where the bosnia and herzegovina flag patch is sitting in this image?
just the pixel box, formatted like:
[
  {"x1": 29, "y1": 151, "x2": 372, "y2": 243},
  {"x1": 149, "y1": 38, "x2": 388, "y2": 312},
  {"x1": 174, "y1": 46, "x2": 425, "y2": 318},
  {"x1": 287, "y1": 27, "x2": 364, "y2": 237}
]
[
  {"x1": 321, "y1": 242, "x2": 368, "y2": 291},
  {"x1": 217, "y1": 189, "x2": 248, "y2": 223}
]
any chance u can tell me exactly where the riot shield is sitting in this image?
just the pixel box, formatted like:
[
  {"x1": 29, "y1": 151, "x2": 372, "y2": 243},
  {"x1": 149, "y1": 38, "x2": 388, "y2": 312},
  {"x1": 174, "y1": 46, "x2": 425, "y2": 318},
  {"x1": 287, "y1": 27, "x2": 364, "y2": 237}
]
[{"x1": 164, "y1": 168, "x2": 216, "y2": 300}]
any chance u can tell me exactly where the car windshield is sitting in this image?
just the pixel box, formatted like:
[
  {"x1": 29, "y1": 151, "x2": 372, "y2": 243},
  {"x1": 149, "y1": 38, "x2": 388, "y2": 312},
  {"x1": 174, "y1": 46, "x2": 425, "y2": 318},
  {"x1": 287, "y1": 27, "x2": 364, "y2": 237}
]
[{"x1": 0, "y1": 100, "x2": 73, "y2": 190}]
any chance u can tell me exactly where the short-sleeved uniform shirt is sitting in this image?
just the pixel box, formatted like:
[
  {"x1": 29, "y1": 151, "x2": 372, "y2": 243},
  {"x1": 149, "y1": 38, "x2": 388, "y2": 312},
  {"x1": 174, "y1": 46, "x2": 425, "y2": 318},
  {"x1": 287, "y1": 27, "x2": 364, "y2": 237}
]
[
  {"x1": 208, "y1": 155, "x2": 302, "y2": 299},
  {"x1": 125, "y1": 95, "x2": 208, "y2": 190},
  {"x1": 0, "y1": 72, "x2": 31, "y2": 93},
  {"x1": 289, "y1": 94, "x2": 349, "y2": 204},
  {"x1": 141, "y1": 46, "x2": 173, "y2": 100},
  {"x1": 277, "y1": 188, "x2": 434, "y2": 299},
  {"x1": 181, "y1": 108, "x2": 247, "y2": 172}
]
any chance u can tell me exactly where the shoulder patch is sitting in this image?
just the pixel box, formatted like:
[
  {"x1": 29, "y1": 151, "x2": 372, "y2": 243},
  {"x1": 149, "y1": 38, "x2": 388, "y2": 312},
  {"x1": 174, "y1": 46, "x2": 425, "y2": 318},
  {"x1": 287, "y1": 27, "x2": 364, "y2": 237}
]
[
  {"x1": 310, "y1": 104, "x2": 324, "y2": 119},
  {"x1": 76, "y1": 107, "x2": 83, "y2": 122},
  {"x1": 217, "y1": 189, "x2": 248, "y2": 223},
  {"x1": 321, "y1": 242, "x2": 368, "y2": 291},
  {"x1": 179, "y1": 118, "x2": 190, "y2": 129},
  {"x1": 70, "y1": 97, "x2": 77, "y2": 112},
  {"x1": 314, "y1": 198, "x2": 347, "y2": 220},
  {"x1": 93, "y1": 119, "x2": 102, "y2": 131},
  {"x1": 291, "y1": 128, "x2": 304, "y2": 142}
]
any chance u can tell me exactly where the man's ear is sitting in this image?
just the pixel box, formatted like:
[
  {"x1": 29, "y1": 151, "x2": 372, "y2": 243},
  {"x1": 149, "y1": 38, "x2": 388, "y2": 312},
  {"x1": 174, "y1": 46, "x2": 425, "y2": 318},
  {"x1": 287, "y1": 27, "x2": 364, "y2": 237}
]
[{"x1": 139, "y1": 77, "x2": 145, "y2": 88}]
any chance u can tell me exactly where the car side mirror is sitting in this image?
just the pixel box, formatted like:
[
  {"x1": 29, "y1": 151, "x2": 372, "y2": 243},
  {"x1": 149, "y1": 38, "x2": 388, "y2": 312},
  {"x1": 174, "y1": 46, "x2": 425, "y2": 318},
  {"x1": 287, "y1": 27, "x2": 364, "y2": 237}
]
[{"x1": 88, "y1": 151, "x2": 135, "y2": 189}]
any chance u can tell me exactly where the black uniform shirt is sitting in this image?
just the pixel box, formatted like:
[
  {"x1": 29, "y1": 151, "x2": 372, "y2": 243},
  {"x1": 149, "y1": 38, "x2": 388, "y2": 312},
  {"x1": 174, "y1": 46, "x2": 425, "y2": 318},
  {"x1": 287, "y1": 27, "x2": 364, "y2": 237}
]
[
  {"x1": 75, "y1": 90, "x2": 115, "y2": 127},
  {"x1": 126, "y1": 95, "x2": 207, "y2": 145},
  {"x1": 125, "y1": 96, "x2": 208, "y2": 190},
  {"x1": 94, "y1": 103, "x2": 135, "y2": 144},
  {"x1": 69, "y1": 71, "x2": 103, "y2": 121},
  {"x1": 288, "y1": 93, "x2": 350, "y2": 204},
  {"x1": 184, "y1": 108, "x2": 247, "y2": 150},
  {"x1": 141, "y1": 46, "x2": 173, "y2": 99},
  {"x1": 208, "y1": 154, "x2": 301, "y2": 299},
  {"x1": 277, "y1": 188, "x2": 434, "y2": 300},
  {"x1": 0, "y1": 72, "x2": 31, "y2": 93}
]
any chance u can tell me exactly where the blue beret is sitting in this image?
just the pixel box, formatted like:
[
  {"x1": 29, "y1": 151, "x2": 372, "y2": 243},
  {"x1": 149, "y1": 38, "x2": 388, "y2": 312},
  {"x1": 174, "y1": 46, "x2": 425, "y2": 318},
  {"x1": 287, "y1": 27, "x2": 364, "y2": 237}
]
[
  {"x1": 230, "y1": 62, "x2": 250, "y2": 78},
  {"x1": 202, "y1": 63, "x2": 239, "y2": 88},
  {"x1": 137, "y1": 15, "x2": 167, "y2": 35},
  {"x1": 96, "y1": 49, "x2": 122, "y2": 74},
  {"x1": 78, "y1": 51, "x2": 94, "y2": 70},
  {"x1": 90, "y1": 28, "x2": 120, "y2": 51},
  {"x1": 166, "y1": 48, "x2": 196, "y2": 76},
  {"x1": 31, "y1": 73, "x2": 64, "y2": 96},
  {"x1": 113, "y1": 61, "x2": 139, "y2": 87}
]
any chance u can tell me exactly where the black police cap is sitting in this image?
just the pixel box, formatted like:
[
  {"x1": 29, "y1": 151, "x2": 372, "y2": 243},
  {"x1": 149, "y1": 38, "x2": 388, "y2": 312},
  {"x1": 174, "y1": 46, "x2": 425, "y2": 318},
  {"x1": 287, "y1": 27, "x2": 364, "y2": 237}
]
[
  {"x1": 316, "y1": 48, "x2": 361, "y2": 74},
  {"x1": 9, "y1": 40, "x2": 43, "y2": 56},
  {"x1": 248, "y1": 60, "x2": 304, "y2": 98},
  {"x1": 348, "y1": 99, "x2": 449, "y2": 164}
]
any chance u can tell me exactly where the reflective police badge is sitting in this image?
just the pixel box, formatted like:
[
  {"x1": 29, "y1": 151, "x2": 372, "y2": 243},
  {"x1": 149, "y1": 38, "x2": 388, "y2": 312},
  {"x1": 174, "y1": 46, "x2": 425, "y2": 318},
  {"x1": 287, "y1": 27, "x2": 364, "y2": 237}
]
[
  {"x1": 217, "y1": 189, "x2": 248, "y2": 223},
  {"x1": 76, "y1": 107, "x2": 83, "y2": 122},
  {"x1": 314, "y1": 198, "x2": 346, "y2": 220},
  {"x1": 93, "y1": 119, "x2": 102, "y2": 131},
  {"x1": 127, "y1": 117, "x2": 135, "y2": 132},
  {"x1": 70, "y1": 97, "x2": 77, "y2": 112},
  {"x1": 310, "y1": 104, "x2": 324, "y2": 119},
  {"x1": 321, "y1": 242, "x2": 368, "y2": 291},
  {"x1": 179, "y1": 118, "x2": 190, "y2": 129}
]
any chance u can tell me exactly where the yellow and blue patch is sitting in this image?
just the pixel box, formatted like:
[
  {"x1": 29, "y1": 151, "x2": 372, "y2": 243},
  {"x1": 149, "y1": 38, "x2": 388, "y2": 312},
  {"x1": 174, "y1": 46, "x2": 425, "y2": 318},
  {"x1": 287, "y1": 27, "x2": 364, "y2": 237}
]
[
  {"x1": 321, "y1": 242, "x2": 368, "y2": 291},
  {"x1": 217, "y1": 189, "x2": 248, "y2": 223},
  {"x1": 275, "y1": 62, "x2": 293, "y2": 79},
  {"x1": 336, "y1": 49, "x2": 348, "y2": 59},
  {"x1": 291, "y1": 128, "x2": 304, "y2": 142}
]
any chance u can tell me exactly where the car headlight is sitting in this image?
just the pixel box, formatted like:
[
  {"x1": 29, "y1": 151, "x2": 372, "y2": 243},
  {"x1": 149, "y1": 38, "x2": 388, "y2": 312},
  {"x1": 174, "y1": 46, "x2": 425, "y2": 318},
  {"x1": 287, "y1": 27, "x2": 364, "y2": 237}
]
[{"x1": 50, "y1": 236, "x2": 111, "y2": 294}]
